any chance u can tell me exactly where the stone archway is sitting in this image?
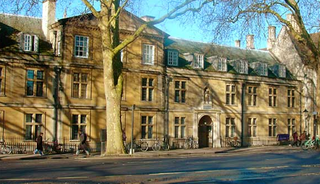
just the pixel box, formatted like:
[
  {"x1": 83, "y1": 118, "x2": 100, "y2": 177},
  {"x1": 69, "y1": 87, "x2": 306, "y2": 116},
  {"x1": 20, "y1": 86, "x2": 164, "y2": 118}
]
[{"x1": 198, "y1": 115, "x2": 212, "y2": 148}]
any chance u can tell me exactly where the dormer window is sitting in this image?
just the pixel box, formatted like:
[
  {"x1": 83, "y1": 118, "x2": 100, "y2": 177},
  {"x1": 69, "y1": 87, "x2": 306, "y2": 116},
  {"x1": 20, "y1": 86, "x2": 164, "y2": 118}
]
[
  {"x1": 279, "y1": 65, "x2": 286, "y2": 78},
  {"x1": 194, "y1": 54, "x2": 204, "y2": 68},
  {"x1": 167, "y1": 50, "x2": 179, "y2": 66},
  {"x1": 239, "y1": 60, "x2": 248, "y2": 74},
  {"x1": 250, "y1": 62, "x2": 268, "y2": 76},
  {"x1": 231, "y1": 60, "x2": 248, "y2": 74},
  {"x1": 23, "y1": 34, "x2": 38, "y2": 52},
  {"x1": 217, "y1": 58, "x2": 227, "y2": 71}
]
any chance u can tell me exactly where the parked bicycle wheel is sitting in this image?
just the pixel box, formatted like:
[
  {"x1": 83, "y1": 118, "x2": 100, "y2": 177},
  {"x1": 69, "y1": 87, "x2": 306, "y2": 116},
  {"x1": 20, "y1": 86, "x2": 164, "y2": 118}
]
[
  {"x1": 183, "y1": 141, "x2": 191, "y2": 149},
  {"x1": 163, "y1": 143, "x2": 170, "y2": 151},
  {"x1": 140, "y1": 141, "x2": 148, "y2": 152},
  {"x1": 152, "y1": 142, "x2": 161, "y2": 151},
  {"x1": 301, "y1": 140, "x2": 314, "y2": 150},
  {"x1": 192, "y1": 141, "x2": 199, "y2": 149},
  {"x1": 125, "y1": 142, "x2": 137, "y2": 153}
]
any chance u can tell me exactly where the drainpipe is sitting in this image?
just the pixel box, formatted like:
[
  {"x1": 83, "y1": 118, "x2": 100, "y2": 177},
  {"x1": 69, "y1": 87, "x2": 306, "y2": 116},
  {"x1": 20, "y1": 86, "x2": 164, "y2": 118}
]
[
  {"x1": 164, "y1": 74, "x2": 170, "y2": 142},
  {"x1": 53, "y1": 66, "x2": 61, "y2": 142},
  {"x1": 241, "y1": 82, "x2": 246, "y2": 147}
]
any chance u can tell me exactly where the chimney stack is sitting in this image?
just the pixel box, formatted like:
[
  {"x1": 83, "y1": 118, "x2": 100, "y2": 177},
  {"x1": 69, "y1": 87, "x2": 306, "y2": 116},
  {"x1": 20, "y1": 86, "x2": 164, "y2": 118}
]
[
  {"x1": 141, "y1": 15, "x2": 155, "y2": 22},
  {"x1": 235, "y1": 40, "x2": 241, "y2": 48},
  {"x1": 246, "y1": 35, "x2": 254, "y2": 49},
  {"x1": 267, "y1": 26, "x2": 276, "y2": 50},
  {"x1": 42, "y1": 0, "x2": 56, "y2": 40}
]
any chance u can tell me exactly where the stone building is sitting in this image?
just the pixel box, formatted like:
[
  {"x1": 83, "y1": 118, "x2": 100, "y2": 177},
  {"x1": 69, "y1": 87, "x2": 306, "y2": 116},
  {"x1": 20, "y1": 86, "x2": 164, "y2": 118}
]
[{"x1": 0, "y1": 0, "x2": 308, "y2": 151}]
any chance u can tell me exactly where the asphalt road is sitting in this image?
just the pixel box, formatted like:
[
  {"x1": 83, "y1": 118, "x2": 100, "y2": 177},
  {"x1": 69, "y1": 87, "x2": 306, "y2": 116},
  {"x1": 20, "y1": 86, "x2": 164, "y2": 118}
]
[{"x1": 0, "y1": 149, "x2": 320, "y2": 184}]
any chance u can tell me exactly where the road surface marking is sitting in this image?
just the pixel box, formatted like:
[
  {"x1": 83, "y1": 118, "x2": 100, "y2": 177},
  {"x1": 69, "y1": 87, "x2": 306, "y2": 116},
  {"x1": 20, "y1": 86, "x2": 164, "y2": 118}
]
[
  {"x1": 149, "y1": 172, "x2": 184, "y2": 176},
  {"x1": 57, "y1": 176, "x2": 88, "y2": 180}
]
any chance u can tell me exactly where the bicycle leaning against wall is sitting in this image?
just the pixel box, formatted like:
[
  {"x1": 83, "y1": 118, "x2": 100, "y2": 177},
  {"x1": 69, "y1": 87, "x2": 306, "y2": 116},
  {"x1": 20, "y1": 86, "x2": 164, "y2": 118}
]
[
  {"x1": 152, "y1": 135, "x2": 170, "y2": 151},
  {"x1": 183, "y1": 136, "x2": 198, "y2": 149},
  {"x1": 0, "y1": 141, "x2": 12, "y2": 154}
]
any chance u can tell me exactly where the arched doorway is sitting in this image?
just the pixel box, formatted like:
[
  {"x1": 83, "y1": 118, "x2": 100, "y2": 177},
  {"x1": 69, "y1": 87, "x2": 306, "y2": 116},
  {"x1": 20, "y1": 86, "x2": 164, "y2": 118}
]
[{"x1": 198, "y1": 115, "x2": 212, "y2": 148}]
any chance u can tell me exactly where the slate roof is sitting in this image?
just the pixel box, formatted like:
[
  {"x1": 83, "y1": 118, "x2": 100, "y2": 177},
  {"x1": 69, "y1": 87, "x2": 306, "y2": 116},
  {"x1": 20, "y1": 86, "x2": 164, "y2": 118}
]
[
  {"x1": 165, "y1": 37, "x2": 295, "y2": 80},
  {"x1": 0, "y1": 13, "x2": 52, "y2": 53},
  {"x1": 0, "y1": 13, "x2": 43, "y2": 38}
]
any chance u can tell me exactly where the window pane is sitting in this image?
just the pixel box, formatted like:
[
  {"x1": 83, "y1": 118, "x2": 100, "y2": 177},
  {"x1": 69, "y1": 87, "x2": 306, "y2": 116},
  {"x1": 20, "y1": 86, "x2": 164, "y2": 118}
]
[
  {"x1": 80, "y1": 125, "x2": 86, "y2": 133},
  {"x1": 81, "y1": 84, "x2": 87, "y2": 98},
  {"x1": 141, "y1": 88, "x2": 147, "y2": 101},
  {"x1": 231, "y1": 94, "x2": 235, "y2": 104},
  {"x1": 72, "y1": 125, "x2": 79, "y2": 140},
  {"x1": 148, "y1": 116, "x2": 153, "y2": 125},
  {"x1": 174, "y1": 126, "x2": 179, "y2": 138},
  {"x1": 142, "y1": 78, "x2": 147, "y2": 86},
  {"x1": 148, "y1": 126, "x2": 153, "y2": 138},
  {"x1": 141, "y1": 126, "x2": 146, "y2": 139},
  {"x1": 72, "y1": 115, "x2": 78, "y2": 124},
  {"x1": 81, "y1": 73, "x2": 88, "y2": 82},
  {"x1": 73, "y1": 84, "x2": 79, "y2": 98},
  {"x1": 27, "y1": 81, "x2": 34, "y2": 96},
  {"x1": 174, "y1": 117, "x2": 179, "y2": 124},
  {"x1": 26, "y1": 114, "x2": 32, "y2": 122},
  {"x1": 181, "y1": 117, "x2": 185, "y2": 124},
  {"x1": 226, "y1": 94, "x2": 230, "y2": 104},
  {"x1": 80, "y1": 115, "x2": 86, "y2": 124},
  {"x1": 181, "y1": 91, "x2": 186, "y2": 103},
  {"x1": 25, "y1": 125, "x2": 32, "y2": 140},
  {"x1": 175, "y1": 81, "x2": 180, "y2": 88},
  {"x1": 35, "y1": 114, "x2": 42, "y2": 123},
  {"x1": 36, "y1": 81, "x2": 43, "y2": 96},
  {"x1": 37, "y1": 71, "x2": 43, "y2": 80},
  {"x1": 27, "y1": 70, "x2": 34, "y2": 79},
  {"x1": 174, "y1": 90, "x2": 180, "y2": 102},
  {"x1": 148, "y1": 79, "x2": 153, "y2": 86},
  {"x1": 181, "y1": 126, "x2": 185, "y2": 138},
  {"x1": 141, "y1": 116, "x2": 146, "y2": 124},
  {"x1": 73, "y1": 73, "x2": 79, "y2": 82},
  {"x1": 148, "y1": 88, "x2": 153, "y2": 101},
  {"x1": 181, "y1": 82, "x2": 186, "y2": 89}
]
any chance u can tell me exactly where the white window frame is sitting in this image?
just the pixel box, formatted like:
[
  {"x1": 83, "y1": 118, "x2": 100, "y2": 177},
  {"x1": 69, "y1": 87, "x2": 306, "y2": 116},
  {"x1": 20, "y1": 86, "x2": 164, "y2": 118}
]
[
  {"x1": 218, "y1": 58, "x2": 227, "y2": 71},
  {"x1": 261, "y1": 63, "x2": 268, "y2": 76},
  {"x1": 279, "y1": 65, "x2": 286, "y2": 78},
  {"x1": 194, "y1": 54, "x2": 204, "y2": 68},
  {"x1": 239, "y1": 60, "x2": 248, "y2": 74},
  {"x1": 168, "y1": 50, "x2": 179, "y2": 66},
  {"x1": 74, "y1": 35, "x2": 89, "y2": 58},
  {"x1": 23, "y1": 34, "x2": 38, "y2": 52},
  {"x1": 142, "y1": 44, "x2": 155, "y2": 65}
]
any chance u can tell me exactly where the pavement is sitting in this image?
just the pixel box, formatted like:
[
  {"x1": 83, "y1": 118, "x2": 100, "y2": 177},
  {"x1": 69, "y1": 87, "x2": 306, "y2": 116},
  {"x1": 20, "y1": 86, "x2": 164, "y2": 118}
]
[{"x1": 0, "y1": 145, "x2": 303, "y2": 161}]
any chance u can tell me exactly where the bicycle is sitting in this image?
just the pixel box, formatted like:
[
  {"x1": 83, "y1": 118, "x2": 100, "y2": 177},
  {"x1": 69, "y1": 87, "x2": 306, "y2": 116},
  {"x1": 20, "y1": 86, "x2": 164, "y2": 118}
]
[
  {"x1": 226, "y1": 137, "x2": 241, "y2": 147},
  {"x1": 152, "y1": 140, "x2": 170, "y2": 151},
  {"x1": 301, "y1": 137, "x2": 315, "y2": 150},
  {"x1": 0, "y1": 141, "x2": 12, "y2": 154},
  {"x1": 183, "y1": 137, "x2": 198, "y2": 149},
  {"x1": 125, "y1": 139, "x2": 148, "y2": 153}
]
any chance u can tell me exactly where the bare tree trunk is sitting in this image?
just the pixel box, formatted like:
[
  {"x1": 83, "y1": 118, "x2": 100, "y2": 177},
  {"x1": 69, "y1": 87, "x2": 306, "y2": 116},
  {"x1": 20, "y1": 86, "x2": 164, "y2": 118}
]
[{"x1": 99, "y1": 1, "x2": 125, "y2": 155}]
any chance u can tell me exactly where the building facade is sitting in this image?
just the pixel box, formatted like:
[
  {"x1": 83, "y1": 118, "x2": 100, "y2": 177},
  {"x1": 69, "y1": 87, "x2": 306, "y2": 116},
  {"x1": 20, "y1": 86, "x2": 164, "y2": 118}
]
[{"x1": 0, "y1": 0, "x2": 309, "y2": 151}]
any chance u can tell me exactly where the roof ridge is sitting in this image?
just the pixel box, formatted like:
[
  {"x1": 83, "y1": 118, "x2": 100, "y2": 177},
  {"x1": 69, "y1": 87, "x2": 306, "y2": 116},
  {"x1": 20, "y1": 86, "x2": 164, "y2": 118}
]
[
  {"x1": 169, "y1": 36, "x2": 270, "y2": 53},
  {"x1": 0, "y1": 13, "x2": 41, "y2": 20}
]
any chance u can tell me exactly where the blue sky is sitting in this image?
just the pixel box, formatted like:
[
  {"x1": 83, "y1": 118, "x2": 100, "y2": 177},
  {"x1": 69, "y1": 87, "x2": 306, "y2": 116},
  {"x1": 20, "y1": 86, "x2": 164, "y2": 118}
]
[{"x1": 55, "y1": 0, "x2": 270, "y2": 49}]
